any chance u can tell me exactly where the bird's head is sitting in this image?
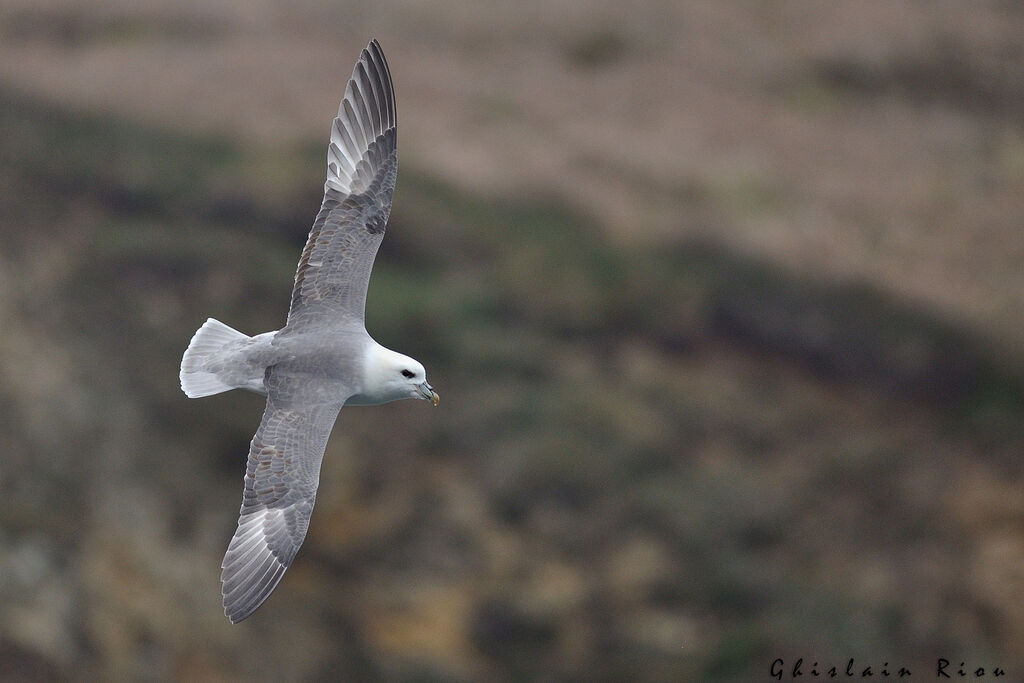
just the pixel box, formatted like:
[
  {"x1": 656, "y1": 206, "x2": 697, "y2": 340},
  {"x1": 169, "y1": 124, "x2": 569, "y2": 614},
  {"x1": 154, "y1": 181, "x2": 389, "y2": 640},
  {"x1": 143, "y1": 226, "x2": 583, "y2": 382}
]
[{"x1": 354, "y1": 343, "x2": 438, "y2": 406}]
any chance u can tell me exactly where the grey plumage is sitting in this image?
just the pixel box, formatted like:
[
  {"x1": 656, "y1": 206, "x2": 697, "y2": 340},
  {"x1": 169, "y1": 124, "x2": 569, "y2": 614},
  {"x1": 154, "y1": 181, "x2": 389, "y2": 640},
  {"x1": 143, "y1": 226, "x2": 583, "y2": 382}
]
[
  {"x1": 181, "y1": 39, "x2": 438, "y2": 624},
  {"x1": 220, "y1": 369, "x2": 348, "y2": 623},
  {"x1": 288, "y1": 39, "x2": 397, "y2": 331}
]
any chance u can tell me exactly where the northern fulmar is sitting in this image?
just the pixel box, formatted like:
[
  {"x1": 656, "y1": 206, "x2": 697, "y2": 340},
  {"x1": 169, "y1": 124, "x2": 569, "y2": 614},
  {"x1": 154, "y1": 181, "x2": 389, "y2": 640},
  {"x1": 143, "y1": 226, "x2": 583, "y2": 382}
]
[{"x1": 179, "y1": 39, "x2": 438, "y2": 623}]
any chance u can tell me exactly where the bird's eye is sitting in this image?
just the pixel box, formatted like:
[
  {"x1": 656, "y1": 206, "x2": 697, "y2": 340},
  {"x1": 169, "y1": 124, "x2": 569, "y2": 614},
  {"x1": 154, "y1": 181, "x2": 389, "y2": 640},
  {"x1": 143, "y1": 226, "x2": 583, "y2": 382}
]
[{"x1": 401, "y1": 369, "x2": 415, "y2": 378}]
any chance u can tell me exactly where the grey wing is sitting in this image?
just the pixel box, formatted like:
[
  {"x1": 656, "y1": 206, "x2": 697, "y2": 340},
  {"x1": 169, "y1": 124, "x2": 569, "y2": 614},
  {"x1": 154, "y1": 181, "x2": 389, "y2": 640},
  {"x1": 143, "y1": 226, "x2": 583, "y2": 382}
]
[
  {"x1": 220, "y1": 369, "x2": 351, "y2": 623},
  {"x1": 285, "y1": 39, "x2": 397, "y2": 331}
]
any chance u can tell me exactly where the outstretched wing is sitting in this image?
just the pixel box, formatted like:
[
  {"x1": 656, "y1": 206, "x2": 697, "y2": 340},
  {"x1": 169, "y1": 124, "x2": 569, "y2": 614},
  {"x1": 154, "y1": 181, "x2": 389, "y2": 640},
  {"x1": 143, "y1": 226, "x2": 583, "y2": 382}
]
[
  {"x1": 285, "y1": 39, "x2": 397, "y2": 331},
  {"x1": 220, "y1": 369, "x2": 351, "y2": 623}
]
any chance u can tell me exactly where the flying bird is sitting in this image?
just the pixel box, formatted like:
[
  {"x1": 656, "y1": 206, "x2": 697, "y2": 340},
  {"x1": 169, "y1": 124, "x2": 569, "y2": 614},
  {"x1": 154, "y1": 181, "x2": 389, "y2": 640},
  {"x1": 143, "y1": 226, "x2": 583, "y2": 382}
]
[{"x1": 179, "y1": 39, "x2": 438, "y2": 624}]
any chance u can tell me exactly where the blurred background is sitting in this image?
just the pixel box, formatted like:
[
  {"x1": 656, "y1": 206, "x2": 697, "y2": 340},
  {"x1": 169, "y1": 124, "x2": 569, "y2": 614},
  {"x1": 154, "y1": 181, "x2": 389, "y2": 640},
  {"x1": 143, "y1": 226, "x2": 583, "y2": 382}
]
[{"x1": 1, "y1": 0, "x2": 1023, "y2": 680}]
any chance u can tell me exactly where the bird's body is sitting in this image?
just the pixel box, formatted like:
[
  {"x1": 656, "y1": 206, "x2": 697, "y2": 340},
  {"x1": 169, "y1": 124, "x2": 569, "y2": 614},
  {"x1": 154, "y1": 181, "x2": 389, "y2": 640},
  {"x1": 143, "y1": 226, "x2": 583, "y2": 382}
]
[{"x1": 179, "y1": 40, "x2": 437, "y2": 623}]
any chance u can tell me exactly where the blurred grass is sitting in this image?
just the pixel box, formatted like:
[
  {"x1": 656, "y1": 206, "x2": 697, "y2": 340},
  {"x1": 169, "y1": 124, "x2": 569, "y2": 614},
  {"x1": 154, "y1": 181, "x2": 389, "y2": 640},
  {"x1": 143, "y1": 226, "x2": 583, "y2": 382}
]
[{"x1": 2, "y1": 85, "x2": 1024, "y2": 680}]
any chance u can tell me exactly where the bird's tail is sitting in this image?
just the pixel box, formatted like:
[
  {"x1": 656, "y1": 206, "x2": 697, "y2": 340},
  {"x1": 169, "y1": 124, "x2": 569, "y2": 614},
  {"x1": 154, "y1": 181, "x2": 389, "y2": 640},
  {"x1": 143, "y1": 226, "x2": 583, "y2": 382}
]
[{"x1": 180, "y1": 318, "x2": 251, "y2": 398}]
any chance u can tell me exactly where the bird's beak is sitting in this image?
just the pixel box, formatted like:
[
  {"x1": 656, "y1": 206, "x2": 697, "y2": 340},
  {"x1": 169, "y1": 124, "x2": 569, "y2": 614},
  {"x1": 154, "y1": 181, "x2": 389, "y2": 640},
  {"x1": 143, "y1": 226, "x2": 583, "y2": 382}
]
[{"x1": 417, "y1": 381, "x2": 439, "y2": 406}]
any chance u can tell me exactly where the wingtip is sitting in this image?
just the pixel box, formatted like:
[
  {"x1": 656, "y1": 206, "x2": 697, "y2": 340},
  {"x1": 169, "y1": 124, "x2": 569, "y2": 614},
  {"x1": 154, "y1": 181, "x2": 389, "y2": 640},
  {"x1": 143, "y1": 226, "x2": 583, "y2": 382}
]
[
  {"x1": 364, "y1": 39, "x2": 389, "y2": 75},
  {"x1": 363, "y1": 38, "x2": 380, "y2": 61},
  {"x1": 222, "y1": 585, "x2": 265, "y2": 624},
  {"x1": 224, "y1": 606, "x2": 251, "y2": 625}
]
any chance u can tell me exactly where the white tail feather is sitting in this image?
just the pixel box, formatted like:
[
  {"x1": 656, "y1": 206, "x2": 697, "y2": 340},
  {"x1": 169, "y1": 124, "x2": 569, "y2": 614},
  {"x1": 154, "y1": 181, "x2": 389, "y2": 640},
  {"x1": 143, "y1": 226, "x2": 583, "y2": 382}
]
[{"x1": 180, "y1": 318, "x2": 250, "y2": 398}]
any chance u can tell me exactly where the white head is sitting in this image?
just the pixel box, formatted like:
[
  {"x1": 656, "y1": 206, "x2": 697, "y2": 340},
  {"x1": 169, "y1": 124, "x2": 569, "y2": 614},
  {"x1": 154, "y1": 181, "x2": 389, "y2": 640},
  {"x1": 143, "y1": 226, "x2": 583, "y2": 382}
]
[{"x1": 352, "y1": 343, "x2": 439, "y2": 407}]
